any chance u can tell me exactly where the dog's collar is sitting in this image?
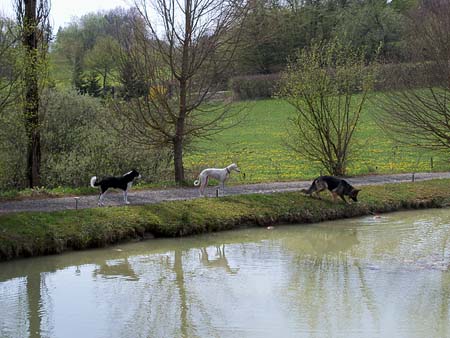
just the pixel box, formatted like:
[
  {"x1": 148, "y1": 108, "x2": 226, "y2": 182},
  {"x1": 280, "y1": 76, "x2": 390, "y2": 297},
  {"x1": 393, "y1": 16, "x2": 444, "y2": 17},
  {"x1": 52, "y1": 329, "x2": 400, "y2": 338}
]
[{"x1": 226, "y1": 167, "x2": 231, "y2": 174}]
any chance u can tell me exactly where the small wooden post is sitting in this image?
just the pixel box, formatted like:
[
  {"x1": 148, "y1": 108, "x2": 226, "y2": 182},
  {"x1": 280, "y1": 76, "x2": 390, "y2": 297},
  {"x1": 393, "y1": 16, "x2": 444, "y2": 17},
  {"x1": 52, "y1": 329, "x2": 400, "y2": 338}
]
[
  {"x1": 74, "y1": 197, "x2": 80, "y2": 210},
  {"x1": 412, "y1": 173, "x2": 415, "y2": 182}
]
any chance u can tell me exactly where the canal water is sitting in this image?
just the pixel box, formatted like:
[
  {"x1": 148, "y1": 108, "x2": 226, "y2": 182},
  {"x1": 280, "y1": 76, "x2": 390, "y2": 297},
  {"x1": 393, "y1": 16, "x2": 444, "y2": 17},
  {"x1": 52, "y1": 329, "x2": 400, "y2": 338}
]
[{"x1": 1, "y1": 208, "x2": 450, "y2": 338}]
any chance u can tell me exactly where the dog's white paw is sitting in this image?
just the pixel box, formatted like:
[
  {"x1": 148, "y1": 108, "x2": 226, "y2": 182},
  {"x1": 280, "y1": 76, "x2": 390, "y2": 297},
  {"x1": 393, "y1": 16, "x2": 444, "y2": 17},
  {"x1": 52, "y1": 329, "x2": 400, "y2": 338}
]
[{"x1": 125, "y1": 201, "x2": 130, "y2": 205}]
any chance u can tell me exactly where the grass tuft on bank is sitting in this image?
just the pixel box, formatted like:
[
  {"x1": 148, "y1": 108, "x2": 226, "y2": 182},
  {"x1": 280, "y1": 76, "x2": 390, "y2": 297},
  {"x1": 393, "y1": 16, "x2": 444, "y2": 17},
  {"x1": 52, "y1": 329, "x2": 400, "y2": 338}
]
[{"x1": 1, "y1": 179, "x2": 450, "y2": 261}]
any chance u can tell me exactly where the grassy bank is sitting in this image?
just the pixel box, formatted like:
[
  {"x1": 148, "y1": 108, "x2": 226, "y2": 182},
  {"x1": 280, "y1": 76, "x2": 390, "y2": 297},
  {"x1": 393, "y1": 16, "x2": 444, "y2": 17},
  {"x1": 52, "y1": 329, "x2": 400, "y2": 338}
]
[{"x1": 1, "y1": 179, "x2": 450, "y2": 261}]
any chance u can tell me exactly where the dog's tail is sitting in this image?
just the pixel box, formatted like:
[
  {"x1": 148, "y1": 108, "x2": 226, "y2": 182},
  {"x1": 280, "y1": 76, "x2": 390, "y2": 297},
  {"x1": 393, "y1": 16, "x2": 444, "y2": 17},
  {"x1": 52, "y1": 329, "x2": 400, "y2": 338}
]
[
  {"x1": 300, "y1": 179, "x2": 317, "y2": 195},
  {"x1": 90, "y1": 176, "x2": 99, "y2": 188}
]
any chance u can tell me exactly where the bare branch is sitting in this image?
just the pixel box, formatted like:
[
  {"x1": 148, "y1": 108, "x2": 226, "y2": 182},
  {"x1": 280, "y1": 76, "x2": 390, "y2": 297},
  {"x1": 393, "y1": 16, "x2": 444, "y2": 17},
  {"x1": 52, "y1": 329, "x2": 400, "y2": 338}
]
[{"x1": 110, "y1": 0, "x2": 248, "y2": 182}]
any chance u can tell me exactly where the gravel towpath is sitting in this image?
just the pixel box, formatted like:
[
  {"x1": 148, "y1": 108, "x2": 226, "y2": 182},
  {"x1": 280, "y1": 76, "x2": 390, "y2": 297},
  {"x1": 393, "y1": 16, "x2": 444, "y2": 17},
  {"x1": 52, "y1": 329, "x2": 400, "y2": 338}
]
[{"x1": 1, "y1": 172, "x2": 450, "y2": 214}]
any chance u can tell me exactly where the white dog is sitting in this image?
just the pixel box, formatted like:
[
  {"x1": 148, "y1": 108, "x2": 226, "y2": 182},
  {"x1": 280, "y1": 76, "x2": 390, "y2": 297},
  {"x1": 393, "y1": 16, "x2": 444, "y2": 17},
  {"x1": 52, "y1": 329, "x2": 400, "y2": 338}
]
[{"x1": 194, "y1": 163, "x2": 241, "y2": 196}]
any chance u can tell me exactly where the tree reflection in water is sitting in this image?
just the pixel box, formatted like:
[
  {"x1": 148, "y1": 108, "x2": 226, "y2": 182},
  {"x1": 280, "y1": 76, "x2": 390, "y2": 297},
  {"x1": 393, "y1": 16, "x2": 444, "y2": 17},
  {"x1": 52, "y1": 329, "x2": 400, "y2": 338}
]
[{"x1": 1, "y1": 210, "x2": 450, "y2": 338}]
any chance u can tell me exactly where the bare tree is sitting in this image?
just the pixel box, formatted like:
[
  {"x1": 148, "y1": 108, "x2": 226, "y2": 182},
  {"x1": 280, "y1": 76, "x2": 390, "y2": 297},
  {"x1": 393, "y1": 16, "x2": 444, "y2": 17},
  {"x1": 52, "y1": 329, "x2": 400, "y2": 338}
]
[
  {"x1": 109, "y1": 0, "x2": 247, "y2": 184},
  {"x1": 15, "y1": 0, "x2": 51, "y2": 187},
  {"x1": 375, "y1": 0, "x2": 450, "y2": 151},
  {"x1": 279, "y1": 40, "x2": 375, "y2": 176}
]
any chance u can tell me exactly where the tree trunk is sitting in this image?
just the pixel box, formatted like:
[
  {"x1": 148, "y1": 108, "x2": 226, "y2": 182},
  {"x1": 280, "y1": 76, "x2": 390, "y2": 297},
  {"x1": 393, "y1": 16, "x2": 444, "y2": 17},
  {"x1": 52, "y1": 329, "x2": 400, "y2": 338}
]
[
  {"x1": 173, "y1": 135, "x2": 184, "y2": 184},
  {"x1": 174, "y1": 78, "x2": 187, "y2": 184},
  {"x1": 102, "y1": 69, "x2": 107, "y2": 97},
  {"x1": 26, "y1": 127, "x2": 41, "y2": 187},
  {"x1": 23, "y1": 0, "x2": 41, "y2": 187},
  {"x1": 171, "y1": 0, "x2": 192, "y2": 185},
  {"x1": 331, "y1": 160, "x2": 346, "y2": 177}
]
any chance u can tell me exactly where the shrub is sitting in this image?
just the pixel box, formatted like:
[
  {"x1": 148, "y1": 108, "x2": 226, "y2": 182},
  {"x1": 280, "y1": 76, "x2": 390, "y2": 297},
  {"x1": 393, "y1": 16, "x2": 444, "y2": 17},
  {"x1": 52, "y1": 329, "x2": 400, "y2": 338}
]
[
  {"x1": 229, "y1": 73, "x2": 280, "y2": 100},
  {"x1": 374, "y1": 62, "x2": 445, "y2": 91},
  {"x1": 0, "y1": 89, "x2": 171, "y2": 190},
  {"x1": 278, "y1": 40, "x2": 376, "y2": 176},
  {"x1": 0, "y1": 108, "x2": 27, "y2": 189},
  {"x1": 40, "y1": 89, "x2": 171, "y2": 188},
  {"x1": 228, "y1": 63, "x2": 440, "y2": 102}
]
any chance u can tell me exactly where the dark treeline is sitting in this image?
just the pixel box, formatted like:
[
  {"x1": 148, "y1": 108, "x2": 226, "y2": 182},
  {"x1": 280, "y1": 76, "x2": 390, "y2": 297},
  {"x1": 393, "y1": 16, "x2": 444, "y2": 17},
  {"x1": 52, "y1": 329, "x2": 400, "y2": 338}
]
[
  {"x1": 235, "y1": 0, "x2": 410, "y2": 74},
  {"x1": 52, "y1": 0, "x2": 414, "y2": 95}
]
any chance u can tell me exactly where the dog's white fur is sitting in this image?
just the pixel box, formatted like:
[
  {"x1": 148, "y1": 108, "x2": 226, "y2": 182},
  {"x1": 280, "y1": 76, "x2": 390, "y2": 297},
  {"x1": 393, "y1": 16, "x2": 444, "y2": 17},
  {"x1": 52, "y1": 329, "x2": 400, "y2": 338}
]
[{"x1": 194, "y1": 163, "x2": 240, "y2": 196}]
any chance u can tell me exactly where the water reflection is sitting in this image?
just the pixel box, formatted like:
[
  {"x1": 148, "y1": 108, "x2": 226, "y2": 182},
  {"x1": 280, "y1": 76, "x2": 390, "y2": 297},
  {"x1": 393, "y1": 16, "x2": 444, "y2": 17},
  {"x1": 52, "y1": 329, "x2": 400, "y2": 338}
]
[
  {"x1": 199, "y1": 245, "x2": 239, "y2": 274},
  {"x1": 1, "y1": 208, "x2": 450, "y2": 338},
  {"x1": 94, "y1": 258, "x2": 139, "y2": 281}
]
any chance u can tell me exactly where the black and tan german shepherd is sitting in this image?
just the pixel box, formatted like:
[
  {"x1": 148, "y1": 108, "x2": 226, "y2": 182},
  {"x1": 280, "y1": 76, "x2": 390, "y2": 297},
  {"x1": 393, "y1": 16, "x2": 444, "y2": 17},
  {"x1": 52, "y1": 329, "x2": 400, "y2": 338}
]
[{"x1": 301, "y1": 176, "x2": 360, "y2": 204}]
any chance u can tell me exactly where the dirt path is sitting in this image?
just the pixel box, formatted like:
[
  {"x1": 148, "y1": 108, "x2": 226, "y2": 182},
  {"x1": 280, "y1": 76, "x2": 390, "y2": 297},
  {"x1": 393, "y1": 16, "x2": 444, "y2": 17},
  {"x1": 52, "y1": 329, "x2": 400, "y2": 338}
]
[{"x1": 1, "y1": 172, "x2": 450, "y2": 214}]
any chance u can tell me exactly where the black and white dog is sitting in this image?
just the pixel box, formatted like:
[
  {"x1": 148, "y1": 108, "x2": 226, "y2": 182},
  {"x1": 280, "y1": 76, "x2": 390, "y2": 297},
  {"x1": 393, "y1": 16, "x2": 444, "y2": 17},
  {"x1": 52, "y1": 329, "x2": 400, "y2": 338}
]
[{"x1": 90, "y1": 170, "x2": 141, "y2": 206}]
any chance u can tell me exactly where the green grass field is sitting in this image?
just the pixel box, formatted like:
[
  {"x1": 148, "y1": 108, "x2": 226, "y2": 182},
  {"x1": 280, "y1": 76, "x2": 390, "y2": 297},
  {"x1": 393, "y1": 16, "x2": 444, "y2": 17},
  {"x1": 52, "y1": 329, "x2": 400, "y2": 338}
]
[
  {"x1": 1, "y1": 95, "x2": 446, "y2": 202},
  {"x1": 185, "y1": 97, "x2": 449, "y2": 183},
  {"x1": 49, "y1": 52, "x2": 448, "y2": 184}
]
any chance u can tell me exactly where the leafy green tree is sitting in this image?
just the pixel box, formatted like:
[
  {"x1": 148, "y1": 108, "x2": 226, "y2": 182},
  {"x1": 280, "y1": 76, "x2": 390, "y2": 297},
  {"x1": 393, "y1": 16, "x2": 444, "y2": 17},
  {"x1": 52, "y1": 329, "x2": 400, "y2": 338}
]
[
  {"x1": 72, "y1": 55, "x2": 85, "y2": 93},
  {"x1": 53, "y1": 9, "x2": 141, "y2": 93},
  {"x1": 234, "y1": 1, "x2": 287, "y2": 74},
  {"x1": 234, "y1": 0, "x2": 345, "y2": 74},
  {"x1": 390, "y1": 0, "x2": 418, "y2": 13},
  {"x1": 84, "y1": 36, "x2": 119, "y2": 96},
  {"x1": 333, "y1": 0, "x2": 406, "y2": 62},
  {"x1": 84, "y1": 72, "x2": 102, "y2": 97},
  {"x1": 279, "y1": 40, "x2": 376, "y2": 176},
  {"x1": 53, "y1": 13, "x2": 110, "y2": 91},
  {"x1": 117, "y1": 59, "x2": 147, "y2": 100}
]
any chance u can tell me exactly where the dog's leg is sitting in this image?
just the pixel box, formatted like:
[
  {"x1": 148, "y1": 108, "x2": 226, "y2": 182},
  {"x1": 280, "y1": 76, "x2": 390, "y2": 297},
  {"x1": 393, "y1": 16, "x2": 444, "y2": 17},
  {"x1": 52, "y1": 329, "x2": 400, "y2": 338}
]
[
  {"x1": 312, "y1": 189, "x2": 323, "y2": 199},
  {"x1": 205, "y1": 177, "x2": 210, "y2": 196},
  {"x1": 200, "y1": 176, "x2": 208, "y2": 197},
  {"x1": 312, "y1": 181, "x2": 327, "y2": 200},
  {"x1": 339, "y1": 194, "x2": 349, "y2": 204},
  {"x1": 198, "y1": 175, "x2": 203, "y2": 196},
  {"x1": 333, "y1": 185, "x2": 349, "y2": 204},
  {"x1": 331, "y1": 191, "x2": 338, "y2": 203},
  {"x1": 123, "y1": 190, "x2": 130, "y2": 204},
  {"x1": 98, "y1": 190, "x2": 107, "y2": 206},
  {"x1": 199, "y1": 178, "x2": 204, "y2": 196}
]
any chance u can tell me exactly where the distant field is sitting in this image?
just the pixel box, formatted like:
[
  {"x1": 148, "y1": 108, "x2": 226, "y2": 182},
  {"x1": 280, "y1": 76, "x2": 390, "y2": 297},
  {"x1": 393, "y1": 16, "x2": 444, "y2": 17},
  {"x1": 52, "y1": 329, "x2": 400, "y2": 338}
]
[
  {"x1": 45, "y1": 53, "x2": 450, "y2": 185},
  {"x1": 185, "y1": 98, "x2": 450, "y2": 183}
]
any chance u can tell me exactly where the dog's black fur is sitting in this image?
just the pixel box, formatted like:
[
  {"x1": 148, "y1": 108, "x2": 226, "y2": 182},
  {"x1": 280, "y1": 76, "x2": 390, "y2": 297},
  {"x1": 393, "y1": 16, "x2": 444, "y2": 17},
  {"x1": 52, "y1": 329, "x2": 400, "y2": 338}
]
[
  {"x1": 90, "y1": 170, "x2": 140, "y2": 205},
  {"x1": 301, "y1": 175, "x2": 360, "y2": 204}
]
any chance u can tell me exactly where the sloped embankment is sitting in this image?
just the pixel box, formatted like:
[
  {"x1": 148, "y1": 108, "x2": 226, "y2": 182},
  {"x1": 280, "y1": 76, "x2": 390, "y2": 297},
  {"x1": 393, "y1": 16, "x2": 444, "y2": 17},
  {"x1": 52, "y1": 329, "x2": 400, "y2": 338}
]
[{"x1": 1, "y1": 179, "x2": 449, "y2": 261}]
